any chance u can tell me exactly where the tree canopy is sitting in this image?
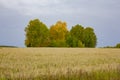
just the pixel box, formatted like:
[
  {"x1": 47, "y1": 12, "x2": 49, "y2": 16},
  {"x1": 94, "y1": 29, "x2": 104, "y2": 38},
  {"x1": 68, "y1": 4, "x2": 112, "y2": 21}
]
[
  {"x1": 68, "y1": 24, "x2": 85, "y2": 47},
  {"x1": 68, "y1": 25, "x2": 97, "y2": 47},
  {"x1": 50, "y1": 21, "x2": 68, "y2": 40},
  {"x1": 115, "y1": 43, "x2": 120, "y2": 48},
  {"x1": 25, "y1": 19, "x2": 97, "y2": 47},
  {"x1": 83, "y1": 27, "x2": 97, "y2": 47},
  {"x1": 25, "y1": 19, "x2": 49, "y2": 47},
  {"x1": 49, "y1": 21, "x2": 68, "y2": 47}
]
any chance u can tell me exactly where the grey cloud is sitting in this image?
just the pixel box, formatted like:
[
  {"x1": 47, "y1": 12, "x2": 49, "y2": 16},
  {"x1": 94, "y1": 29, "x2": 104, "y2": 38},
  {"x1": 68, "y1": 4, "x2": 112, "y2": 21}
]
[
  {"x1": 0, "y1": 0, "x2": 120, "y2": 47},
  {"x1": 0, "y1": 0, "x2": 67, "y2": 16},
  {"x1": 0, "y1": 0, "x2": 119, "y2": 17}
]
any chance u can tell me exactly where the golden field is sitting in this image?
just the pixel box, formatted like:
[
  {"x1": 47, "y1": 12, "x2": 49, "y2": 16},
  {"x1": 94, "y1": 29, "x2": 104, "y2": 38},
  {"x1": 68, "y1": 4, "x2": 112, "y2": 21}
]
[{"x1": 0, "y1": 48, "x2": 120, "y2": 79}]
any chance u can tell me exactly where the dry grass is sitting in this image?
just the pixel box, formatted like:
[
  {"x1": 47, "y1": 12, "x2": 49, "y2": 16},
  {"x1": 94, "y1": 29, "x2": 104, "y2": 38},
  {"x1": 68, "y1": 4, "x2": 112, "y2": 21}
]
[{"x1": 0, "y1": 48, "x2": 120, "y2": 79}]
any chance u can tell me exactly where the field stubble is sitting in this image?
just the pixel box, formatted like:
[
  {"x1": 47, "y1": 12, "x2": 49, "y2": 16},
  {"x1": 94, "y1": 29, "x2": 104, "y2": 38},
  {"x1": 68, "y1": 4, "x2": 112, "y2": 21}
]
[{"x1": 0, "y1": 48, "x2": 120, "y2": 79}]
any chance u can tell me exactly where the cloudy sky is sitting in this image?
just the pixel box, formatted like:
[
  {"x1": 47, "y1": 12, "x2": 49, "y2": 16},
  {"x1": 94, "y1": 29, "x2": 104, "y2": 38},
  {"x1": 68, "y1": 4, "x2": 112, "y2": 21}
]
[{"x1": 0, "y1": 0, "x2": 120, "y2": 47}]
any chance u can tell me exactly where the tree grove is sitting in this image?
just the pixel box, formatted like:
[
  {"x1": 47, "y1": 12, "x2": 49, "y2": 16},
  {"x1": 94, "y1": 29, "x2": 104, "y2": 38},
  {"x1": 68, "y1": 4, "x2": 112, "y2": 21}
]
[{"x1": 25, "y1": 19, "x2": 97, "y2": 47}]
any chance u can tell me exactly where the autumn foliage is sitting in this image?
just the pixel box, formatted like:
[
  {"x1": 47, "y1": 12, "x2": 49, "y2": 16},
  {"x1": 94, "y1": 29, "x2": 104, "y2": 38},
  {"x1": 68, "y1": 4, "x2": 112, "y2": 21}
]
[
  {"x1": 49, "y1": 21, "x2": 68, "y2": 47},
  {"x1": 25, "y1": 19, "x2": 97, "y2": 47},
  {"x1": 50, "y1": 21, "x2": 68, "y2": 40}
]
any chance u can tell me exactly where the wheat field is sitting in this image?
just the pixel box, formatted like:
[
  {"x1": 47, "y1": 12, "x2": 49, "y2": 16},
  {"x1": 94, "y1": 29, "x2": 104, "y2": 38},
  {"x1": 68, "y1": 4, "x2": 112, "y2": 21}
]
[{"x1": 0, "y1": 48, "x2": 120, "y2": 79}]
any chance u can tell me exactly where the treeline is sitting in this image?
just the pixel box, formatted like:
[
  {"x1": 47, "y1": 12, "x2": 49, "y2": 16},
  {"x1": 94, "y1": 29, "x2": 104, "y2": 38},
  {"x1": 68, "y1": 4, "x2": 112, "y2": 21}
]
[
  {"x1": 25, "y1": 19, "x2": 97, "y2": 47},
  {"x1": 103, "y1": 43, "x2": 120, "y2": 48},
  {"x1": 0, "y1": 45, "x2": 18, "y2": 48}
]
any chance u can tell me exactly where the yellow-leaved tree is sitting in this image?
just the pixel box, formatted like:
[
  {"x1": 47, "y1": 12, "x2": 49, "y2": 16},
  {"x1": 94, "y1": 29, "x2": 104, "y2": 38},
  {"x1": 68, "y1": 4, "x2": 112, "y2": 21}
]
[{"x1": 49, "y1": 21, "x2": 68, "y2": 47}]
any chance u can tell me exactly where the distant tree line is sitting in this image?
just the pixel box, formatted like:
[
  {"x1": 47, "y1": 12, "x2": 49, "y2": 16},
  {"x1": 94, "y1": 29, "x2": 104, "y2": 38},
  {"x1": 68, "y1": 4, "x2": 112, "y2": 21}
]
[
  {"x1": 103, "y1": 43, "x2": 120, "y2": 48},
  {"x1": 25, "y1": 19, "x2": 97, "y2": 47}
]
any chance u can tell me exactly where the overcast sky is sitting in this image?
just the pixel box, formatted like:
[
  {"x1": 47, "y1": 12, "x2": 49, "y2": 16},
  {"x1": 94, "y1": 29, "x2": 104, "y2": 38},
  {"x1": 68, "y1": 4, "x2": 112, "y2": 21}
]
[{"x1": 0, "y1": 0, "x2": 120, "y2": 47}]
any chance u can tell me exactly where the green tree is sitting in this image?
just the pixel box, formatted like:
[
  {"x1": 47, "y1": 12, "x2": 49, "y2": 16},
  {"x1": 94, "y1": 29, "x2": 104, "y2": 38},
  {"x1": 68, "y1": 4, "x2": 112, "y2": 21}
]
[
  {"x1": 70, "y1": 24, "x2": 84, "y2": 42},
  {"x1": 83, "y1": 27, "x2": 97, "y2": 47},
  {"x1": 25, "y1": 19, "x2": 49, "y2": 47},
  {"x1": 116, "y1": 43, "x2": 120, "y2": 48},
  {"x1": 66, "y1": 35, "x2": 84, "y2": 47},
  {"x1": 50, "y1": 40, "x2": 67, "y2": 47},
  {"x1": 66, "y1": 32, "x2": 73, "y2": 47},
  {"x1": 78, "y1": 40, "x2": 85, "y2": 47},
  {"x1": 68, "y1": 24, "x2": 84, "y2": 47},
  {"x1": 49, "y1": 21, "x2": 68, "y2": 47}
]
